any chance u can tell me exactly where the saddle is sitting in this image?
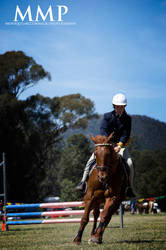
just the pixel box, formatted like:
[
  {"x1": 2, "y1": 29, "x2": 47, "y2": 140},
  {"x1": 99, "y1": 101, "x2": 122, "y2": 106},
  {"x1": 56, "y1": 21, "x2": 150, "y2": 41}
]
[
  {"x1": 119, "y1": 156, "x2": 130, "y2": 184},
  {"x1": 118, "y1": 155, "x2": 136, "y2": 198}
]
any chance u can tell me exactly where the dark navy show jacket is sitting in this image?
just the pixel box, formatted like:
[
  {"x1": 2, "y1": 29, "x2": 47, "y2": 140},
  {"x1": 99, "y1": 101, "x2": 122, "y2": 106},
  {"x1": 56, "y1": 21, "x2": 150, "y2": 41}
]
[{"x1": 100, "y1": 110, "x2": 131, "y2": 145}]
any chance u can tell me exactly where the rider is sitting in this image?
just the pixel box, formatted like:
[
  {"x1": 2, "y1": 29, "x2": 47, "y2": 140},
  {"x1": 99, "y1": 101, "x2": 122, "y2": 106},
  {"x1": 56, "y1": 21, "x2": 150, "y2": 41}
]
[{"x1": 76, "y1": 93, "x2": 136, "y2": 198}]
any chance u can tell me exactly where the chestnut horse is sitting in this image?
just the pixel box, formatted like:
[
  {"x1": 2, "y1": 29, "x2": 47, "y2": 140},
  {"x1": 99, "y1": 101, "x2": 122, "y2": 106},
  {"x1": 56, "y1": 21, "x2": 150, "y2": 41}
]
[{"x1": 73, "y1": 134, "x2": 127, "y2": 244}]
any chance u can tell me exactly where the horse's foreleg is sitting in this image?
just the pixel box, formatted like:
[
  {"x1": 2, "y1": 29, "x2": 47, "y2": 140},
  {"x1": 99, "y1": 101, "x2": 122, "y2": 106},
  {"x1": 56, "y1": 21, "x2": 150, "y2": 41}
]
[
  {"x1": 73, "y1": 200, "x2": 92, "y2": 244},
  {"x1": 91, "y1": 207, "x2": 100, "y2": 236},
  {"x1": 88, "y1": 207, "x2": 100, "y2": 243},
  {"x1": 73, "y1": 213, "x2": 89, "y2": 244},
  {"x1": 91, "y1": 196, "x2": 121, "y2": 244}
]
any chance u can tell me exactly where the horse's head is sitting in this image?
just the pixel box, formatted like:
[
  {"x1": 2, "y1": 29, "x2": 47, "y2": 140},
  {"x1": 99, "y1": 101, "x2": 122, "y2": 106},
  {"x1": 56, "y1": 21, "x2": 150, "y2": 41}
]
[{"x1": 90, "y1": 133, "x2": 118, "y2": 184}]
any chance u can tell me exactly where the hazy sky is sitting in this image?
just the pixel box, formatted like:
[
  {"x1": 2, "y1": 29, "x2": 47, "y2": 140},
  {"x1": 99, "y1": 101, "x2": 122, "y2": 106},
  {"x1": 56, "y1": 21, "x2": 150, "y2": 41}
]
[{"x1": 1, "y1": 0, "x2": 166, "y2": 123}]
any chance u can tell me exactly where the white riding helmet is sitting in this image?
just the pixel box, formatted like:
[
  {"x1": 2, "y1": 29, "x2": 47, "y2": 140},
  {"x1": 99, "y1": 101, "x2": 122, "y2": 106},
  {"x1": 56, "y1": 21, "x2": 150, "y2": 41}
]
[{"x1": 112, "y1": 93, "x2": 127, "y2": 106}]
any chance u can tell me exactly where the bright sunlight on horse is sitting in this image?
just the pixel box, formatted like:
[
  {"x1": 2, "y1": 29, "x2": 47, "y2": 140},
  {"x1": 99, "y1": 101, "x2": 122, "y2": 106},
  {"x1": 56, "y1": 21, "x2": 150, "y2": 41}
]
[{"x1": 73, "y1": 133, "x2": 128, "y2": 244}]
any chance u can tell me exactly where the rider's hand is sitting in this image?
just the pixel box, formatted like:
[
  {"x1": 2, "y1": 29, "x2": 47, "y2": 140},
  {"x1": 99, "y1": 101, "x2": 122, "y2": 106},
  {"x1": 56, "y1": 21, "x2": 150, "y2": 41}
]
[{"x1": 114, "y1": 146, "x2": 121, "y2": 153}]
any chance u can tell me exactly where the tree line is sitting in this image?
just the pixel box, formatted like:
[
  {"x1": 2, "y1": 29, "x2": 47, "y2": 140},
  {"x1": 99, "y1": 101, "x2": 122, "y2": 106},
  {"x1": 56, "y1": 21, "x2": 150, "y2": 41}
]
[{"x1": 0, "y1": 51, "x2": 165, "y2": 203}]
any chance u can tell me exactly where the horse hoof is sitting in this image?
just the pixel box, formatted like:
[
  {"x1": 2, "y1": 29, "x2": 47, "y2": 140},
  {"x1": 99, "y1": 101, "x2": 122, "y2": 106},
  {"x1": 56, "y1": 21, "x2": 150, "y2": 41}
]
[
  {"x1": 89, "y1": 236, "x2": 102, "y2": 244},
  {"x1": 88, "y1": 238, "x2": 93, "y2": 244},
  {"x1": 73, "y1": 241, "x2": 81, "y2": 245},
  {"x1": 73, "y1": 237, "x2": 81, "y2": 245},
  {"x1": 73, "y1": 240, "x2": 81, "y2": 245}
]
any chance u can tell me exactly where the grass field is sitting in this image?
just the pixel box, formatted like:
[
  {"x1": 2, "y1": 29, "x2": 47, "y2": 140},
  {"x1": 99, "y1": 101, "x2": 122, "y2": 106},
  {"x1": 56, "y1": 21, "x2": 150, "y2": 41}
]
[{"x1": 0, "y1": 213, "x2": 166, "y2": 249}]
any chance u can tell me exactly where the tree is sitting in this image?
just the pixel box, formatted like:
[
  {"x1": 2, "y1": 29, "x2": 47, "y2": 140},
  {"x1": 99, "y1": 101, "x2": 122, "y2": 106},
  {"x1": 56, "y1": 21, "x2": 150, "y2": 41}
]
[
  {"x1": 24, "y1": 93, "x2": 96, "y2": 166},
  {"x1": 0, "y1": 93, "x2": 96, "y2": 202},
  {"x1": 51, "y1": 93, "x2": 96, "y2": 132},
  {"x1": 0, "y1": 51, "x2": 51, "y2": 97},
  {"x1": 0, "y1": 51, "x2": 97, "y2": 202},
  {"x1": 134, "y1": 149, "x2": 166, "y2": 198},
  {"x1": 58, "y1": 134, "x2": 92, "y2": 187},
  {"x1": 60, "y1": 179, "x2": 79, "y2": 201},
  {"x1": 128, "y1": 135, "x2": 141, "y2": 152},
  {"x1": 0, "y1": 50, "x2": 51, "y2": 202},
  {"x1": 25, "y1": 95, "x2": 96, "y2": 201}
]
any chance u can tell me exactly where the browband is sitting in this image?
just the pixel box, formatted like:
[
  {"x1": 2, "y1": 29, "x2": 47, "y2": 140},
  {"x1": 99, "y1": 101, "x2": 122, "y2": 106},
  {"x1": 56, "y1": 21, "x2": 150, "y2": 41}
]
[{"x1": 95, "y1": 143, "x2": 111, "y2": 147}]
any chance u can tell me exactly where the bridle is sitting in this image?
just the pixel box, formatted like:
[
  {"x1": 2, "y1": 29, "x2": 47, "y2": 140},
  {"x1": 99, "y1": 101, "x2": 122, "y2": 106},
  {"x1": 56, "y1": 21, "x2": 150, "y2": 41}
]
[
  {"x1": 95, "y1": 143, "x2": 112, "y2": 147},
  {"x1": 94, "y1": 143, "x2": 114, "y2": 186},
  {"x1": 94, "y1": 143, "x2": 112, "y2": 172}
]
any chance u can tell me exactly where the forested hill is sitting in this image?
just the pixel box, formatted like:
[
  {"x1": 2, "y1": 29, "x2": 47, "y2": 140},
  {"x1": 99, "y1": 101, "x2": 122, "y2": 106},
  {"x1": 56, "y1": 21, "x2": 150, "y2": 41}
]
[
  {"x1": 64, "y1": 115, "x2": 166, "y2": 151},
  {"x1": 131, "y1": 115, "x2": 166, "y2": 150}
]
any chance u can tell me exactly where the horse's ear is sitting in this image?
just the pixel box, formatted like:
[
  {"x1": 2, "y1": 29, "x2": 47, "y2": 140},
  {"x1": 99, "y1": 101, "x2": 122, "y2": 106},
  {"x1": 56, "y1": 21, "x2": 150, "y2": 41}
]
[
  {"x1": 106, "y1": 132, "x2": 114, "y2": 143},
  {"x1": 90, "y1": 134, "x2": 96, "y2": 143}
]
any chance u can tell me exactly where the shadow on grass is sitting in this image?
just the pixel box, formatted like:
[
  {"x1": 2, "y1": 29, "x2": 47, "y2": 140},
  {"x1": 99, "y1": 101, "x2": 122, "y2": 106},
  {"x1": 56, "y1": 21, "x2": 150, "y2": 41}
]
[
  {"x1": 117, "y1": 239, "x2": 166, "y2": 244},
  {"x1": 8, "y1": 226, "x2": 54, "y2": 232},
  {"x1": 107, "y1": 226, "x2": 121, "y2": 228},
  {"x1": 8, "y1": 225, "x2": 120, "y2": 232}
]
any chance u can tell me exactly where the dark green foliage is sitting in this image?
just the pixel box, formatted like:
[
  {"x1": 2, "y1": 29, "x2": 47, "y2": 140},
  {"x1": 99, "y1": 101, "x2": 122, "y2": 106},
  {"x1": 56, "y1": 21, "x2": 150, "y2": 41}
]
[
  {"x1": 0, "y1": 51, "x2": 96, "y2": 202},
  {"x1": 0, "y1": 51, "x2": 51, "y2": 97},
  {"x1": 60, "y1": 179, "x2": 79, "y2": 201},
  {"x1": 0, "y1": 91, "x2": 95, "y2": 202},
  {"x1": 132, "y1": 115, "x2": 166, "y2": 151},
  {"x1": 57, "y1": 134, "x2": 92, "y2": 201},
  {"x1": 53, "y1": 94, "x2": 97, "y2": 130},
  {"x1": 58, "y1": 133, "x2": 92, "y2": 182},
  {"x1": 0, "y1": 94, "x2": 28, "y2": 201},
  {"x1": 133, "y1": 149, "x2": 166, "y2": 198}
]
